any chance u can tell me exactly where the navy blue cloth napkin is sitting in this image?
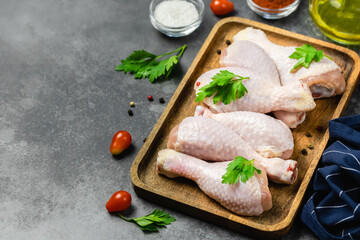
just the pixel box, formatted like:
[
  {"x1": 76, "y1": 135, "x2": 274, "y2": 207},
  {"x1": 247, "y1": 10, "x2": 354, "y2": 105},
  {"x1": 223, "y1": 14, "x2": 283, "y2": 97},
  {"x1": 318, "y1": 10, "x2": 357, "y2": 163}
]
[{"x1": 301, "y1": 115, "x2": 360, "y2": 240}]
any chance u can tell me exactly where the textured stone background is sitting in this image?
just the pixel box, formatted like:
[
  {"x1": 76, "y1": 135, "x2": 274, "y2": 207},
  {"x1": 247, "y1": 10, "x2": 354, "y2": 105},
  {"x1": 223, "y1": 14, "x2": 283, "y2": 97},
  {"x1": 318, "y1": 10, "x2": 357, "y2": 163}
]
[{"x1": 0, "y1": 0, "x2": 359, "y2": 239}]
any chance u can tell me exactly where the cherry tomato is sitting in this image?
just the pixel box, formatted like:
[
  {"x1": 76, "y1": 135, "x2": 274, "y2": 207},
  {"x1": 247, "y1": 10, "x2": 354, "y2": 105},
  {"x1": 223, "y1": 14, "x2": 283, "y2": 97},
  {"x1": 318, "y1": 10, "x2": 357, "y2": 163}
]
[
  {"x1": 110, "y1": 130, "x2": 132, "y2": 155},
  {"x1": 106, "y1": 190, "x2": 132, "y2": 212},
  {"x1": 210, "y1": 0, "x2": 234, "y2": 15}
]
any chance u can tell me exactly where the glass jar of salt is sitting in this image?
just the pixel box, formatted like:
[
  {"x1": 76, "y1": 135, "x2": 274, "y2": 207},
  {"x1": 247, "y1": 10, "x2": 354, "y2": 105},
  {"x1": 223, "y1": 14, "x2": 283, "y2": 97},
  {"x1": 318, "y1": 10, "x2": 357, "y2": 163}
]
[{"x1": 150, "y1": 0, "x2": 204, "y2": 37}]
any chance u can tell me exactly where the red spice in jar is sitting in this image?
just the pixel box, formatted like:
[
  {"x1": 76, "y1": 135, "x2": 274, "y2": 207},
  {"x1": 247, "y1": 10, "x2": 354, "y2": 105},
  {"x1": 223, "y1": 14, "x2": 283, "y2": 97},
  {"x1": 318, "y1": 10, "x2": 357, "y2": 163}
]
[{"x1": 252, "y1": 0, "x2": 295, "y2": 9}]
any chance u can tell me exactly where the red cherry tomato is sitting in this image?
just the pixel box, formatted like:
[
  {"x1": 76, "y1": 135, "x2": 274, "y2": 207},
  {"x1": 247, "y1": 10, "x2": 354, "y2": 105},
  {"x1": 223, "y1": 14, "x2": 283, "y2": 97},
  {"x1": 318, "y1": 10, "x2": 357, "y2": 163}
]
[
  {"x1": 106, "y1": 190, "x2": 132, "y2": 212},
  {"x1": 110, "y1": 130, "x2": 132, "y2": 155},
  {"x1": 210, "y1": 0, "x2": 234, "y2": 15}
]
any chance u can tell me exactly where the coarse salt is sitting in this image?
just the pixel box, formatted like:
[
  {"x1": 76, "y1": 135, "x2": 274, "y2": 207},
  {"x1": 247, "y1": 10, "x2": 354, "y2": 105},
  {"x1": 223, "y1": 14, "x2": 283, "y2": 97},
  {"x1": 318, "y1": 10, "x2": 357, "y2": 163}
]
[{"x1": 154, "y1": 0, "x2": 199, "y2": 28}]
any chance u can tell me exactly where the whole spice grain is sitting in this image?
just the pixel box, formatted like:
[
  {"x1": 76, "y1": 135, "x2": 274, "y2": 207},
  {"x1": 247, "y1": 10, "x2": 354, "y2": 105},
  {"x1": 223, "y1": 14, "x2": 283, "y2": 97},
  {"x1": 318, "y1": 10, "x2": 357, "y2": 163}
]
[
  {"x1": 316, "y1": 126, "x2": 323, "y2": 132},
  {"x1": 128, "y1": 110, "x2": 134, "y2": 116},
  {"x1": 225, "y1": 40, "x2": 231, "y2": 45},
  {"x1": 130, "y1": 101, "x2": 135, "y2": 107},
  {"x1": 217, "y1": 49, "x2": 221, "y2": 55},
  {"x1": 143, "y1": 138, "x2": 147, "y2": 143},
  {"x1": 301, "y1": 149, "x2": 308, "y2": 155},
  {"x1": 147, "y1": 95, "x2": 154, "y2": 101},
  {"x1": 252, "y1": 0, "x2": 295, "y2": 9},
  {"x1": 306, "y1": 132, "x2": 312, "y2": 137},
  {"x1": 159, "y1": 97, "x2": 165, "y2": 104},
  {"x1": 308, "y1": 144, "x2": 314, "y2": 150}
]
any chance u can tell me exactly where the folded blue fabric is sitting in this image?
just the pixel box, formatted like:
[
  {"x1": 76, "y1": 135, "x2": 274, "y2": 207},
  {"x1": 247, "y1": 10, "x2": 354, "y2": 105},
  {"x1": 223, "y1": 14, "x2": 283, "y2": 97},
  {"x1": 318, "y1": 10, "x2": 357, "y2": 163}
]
[{"x1": 301, "y1": 115, "x2": 360, "y2": 240}]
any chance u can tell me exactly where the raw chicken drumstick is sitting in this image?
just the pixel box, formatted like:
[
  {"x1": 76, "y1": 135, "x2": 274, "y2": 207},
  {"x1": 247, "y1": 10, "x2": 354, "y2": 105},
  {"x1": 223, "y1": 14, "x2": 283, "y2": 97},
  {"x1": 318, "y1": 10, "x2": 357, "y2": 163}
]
[
  {"x1": 157, "y1": 149, "x2": 272, "y2": 216},
  {"x1": 167, "y1": 116, "x2": 298, "y2": 184},
  {"x1": 219, "y1": 40, "x2": 310, "y2": 128},
  {"x1": 233, "y1": 27, "x2": 345, "y2": 99},
  {"x1": 194, "y1": 67, "x2": 315, "y2": 114},
  {"x1": 194, "y1": 106, "x2": 294, "y2": 159}
]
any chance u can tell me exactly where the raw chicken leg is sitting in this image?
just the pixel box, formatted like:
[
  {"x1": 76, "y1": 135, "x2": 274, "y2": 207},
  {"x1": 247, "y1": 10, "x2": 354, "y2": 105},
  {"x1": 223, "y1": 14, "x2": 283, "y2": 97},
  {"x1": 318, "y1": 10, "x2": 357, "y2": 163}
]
[
  {"x1": 233, "y1": 27, "x2": 345, "y2": 99},
  {"x1": 167, "y1": 116, "x2": 298, "y2": 184},
  {"x1": 194, "y1": 67, "x2": 315, "y2": 114},
  {"x1": 157, "y1": 149, "x2": 272, "y2": 216},
  {"x1": 219, "y1": 40, "x2": 311, "y2": 128},
  {"x1": 194, "y1": 106, "x2": 294, "y2": 159}
]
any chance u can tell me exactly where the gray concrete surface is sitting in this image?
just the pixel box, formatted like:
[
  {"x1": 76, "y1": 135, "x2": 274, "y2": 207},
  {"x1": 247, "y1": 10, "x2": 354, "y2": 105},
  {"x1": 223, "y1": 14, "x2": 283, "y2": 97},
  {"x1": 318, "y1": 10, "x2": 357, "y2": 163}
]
[{"x1": 0, "y1": 0, "x2": 359, "y2": 239}]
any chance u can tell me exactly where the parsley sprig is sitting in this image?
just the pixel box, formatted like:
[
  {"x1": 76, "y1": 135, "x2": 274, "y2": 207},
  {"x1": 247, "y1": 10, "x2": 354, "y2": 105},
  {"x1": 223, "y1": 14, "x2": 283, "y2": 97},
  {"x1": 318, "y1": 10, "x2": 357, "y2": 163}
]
[
  {"x1": 222, "y1": 156, "x2": 262, "y2": 184},
  {"x1": 119, "y1": 209, "x2": 176, "y2": 232},
  {"x1": 289, "y1": 44, "x2": 332, "y2": 73},
  {"x1": 115, "y1": 44, "x2": 186, "y2": 83},
  {"x1": 195, "y1": 70, "x2": 249, "y2": 105}
]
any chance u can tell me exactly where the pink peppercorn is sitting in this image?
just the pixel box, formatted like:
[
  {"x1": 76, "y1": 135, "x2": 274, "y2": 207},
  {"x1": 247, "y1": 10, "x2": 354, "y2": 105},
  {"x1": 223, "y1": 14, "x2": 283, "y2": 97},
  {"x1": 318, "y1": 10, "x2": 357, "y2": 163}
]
[
  {"x1": 316, "y1": 126, "x2": 323, "y2": 132},
  {"x1": 147, "y1": 95, "x2": 153, "y2": 101},
  {"x1": 196, "y1": 82, "x2": 201, "y2": 87}
]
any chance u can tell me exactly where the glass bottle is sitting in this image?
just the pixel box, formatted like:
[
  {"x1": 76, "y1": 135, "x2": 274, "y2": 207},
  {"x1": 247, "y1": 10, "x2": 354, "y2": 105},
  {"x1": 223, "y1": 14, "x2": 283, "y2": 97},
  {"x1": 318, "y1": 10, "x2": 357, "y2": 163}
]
[{"x1": 309, "y1": 0, "x2": 360, "y2": 45}]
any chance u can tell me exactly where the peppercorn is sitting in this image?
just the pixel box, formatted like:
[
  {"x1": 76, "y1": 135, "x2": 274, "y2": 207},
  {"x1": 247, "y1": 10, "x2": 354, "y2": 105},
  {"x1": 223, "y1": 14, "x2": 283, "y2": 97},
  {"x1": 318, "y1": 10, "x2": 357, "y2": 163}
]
[
  {"x1": 308, "y1": 144, "x2": 314, "y2": 150},
  {"x1": 301, "y1": 149, "x2": 308, "y2": 155},
  {"x1": 159, "y1": 97, "x2": 165, "y2": 104},
  {"x1": 196, "y1": 82, "x2": 201, "y2": 87},
  {"x1": 216, "y1": 49, "x2": 221, "y2": 55},
  {"x1": 316, "y1": 126, "x2": 323, "y2": 132},
  {"x1": 143, "y1": 138, "x2": 147, "y2": 143},
  {"x1": 128, "y1": 110, "x2": 133, "y2": 116},
  {"x1": 147, "y1": 95, "x2": 153, "y2": 101},
  {"x1": 306, "y1": 132, "x2": 312, "y2": 137},
  {"x1": 130, "y1": 101, "x2": 135, "y2": 107},
  {"x1": 225, "y1": 40, "x2": 231, "y2": 45}
]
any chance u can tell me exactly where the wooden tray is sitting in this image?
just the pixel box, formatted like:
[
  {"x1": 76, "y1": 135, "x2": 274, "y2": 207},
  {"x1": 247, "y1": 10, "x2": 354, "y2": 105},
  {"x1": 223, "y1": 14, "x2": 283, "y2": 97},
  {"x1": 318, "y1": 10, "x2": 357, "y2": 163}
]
[{"x1": 130, "y1": 17, "x2": 360, "y2": 238}]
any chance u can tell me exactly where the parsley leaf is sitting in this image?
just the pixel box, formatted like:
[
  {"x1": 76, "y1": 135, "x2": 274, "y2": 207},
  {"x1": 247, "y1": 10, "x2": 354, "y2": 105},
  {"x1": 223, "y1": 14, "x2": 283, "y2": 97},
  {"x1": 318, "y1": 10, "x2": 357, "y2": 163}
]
[
  {"x1": 195, "y1": 70, "x2": 249, "y2": 105},
  {"x1": 289, "y1": 44, "x2": 332, "y2": 73},
  {"x1": 221, "y1": 156, "x2": 262, "y2": 184},
  {"x1": 119, "y1": 209, "x2": 176, "y2": 232},
  {"x1": 115, "y1": 45, "x2": 186, "y2": 83}
]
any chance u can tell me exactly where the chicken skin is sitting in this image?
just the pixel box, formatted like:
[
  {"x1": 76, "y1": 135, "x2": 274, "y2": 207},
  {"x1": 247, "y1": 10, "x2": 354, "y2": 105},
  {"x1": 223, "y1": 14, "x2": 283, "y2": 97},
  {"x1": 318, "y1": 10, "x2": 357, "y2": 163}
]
[
  {"x1": 157, "y1": 149, "x2": 272, "y2": 216},
  {"x1": 194, "y1": 106, "x2": 294, "y2": 159},
  {"x1": 194, "y1": 67, "x2": 315, "y2": 114},
  {"x1": 219, "y1": 39, "x2": 313, "y2": 128},
  {"x1": 233, "y1": 27, "x2": 345, "y2": 99},
  {"x1": 167, "y1": 116, "x2": 298, "y2": 184}
]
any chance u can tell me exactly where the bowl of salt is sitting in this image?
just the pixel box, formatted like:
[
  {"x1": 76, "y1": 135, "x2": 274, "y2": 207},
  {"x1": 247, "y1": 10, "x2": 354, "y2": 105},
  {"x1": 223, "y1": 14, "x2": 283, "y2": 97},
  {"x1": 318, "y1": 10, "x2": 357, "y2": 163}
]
[{"x1": 150, "y1": 0, "x2": 204, "y2": 37}]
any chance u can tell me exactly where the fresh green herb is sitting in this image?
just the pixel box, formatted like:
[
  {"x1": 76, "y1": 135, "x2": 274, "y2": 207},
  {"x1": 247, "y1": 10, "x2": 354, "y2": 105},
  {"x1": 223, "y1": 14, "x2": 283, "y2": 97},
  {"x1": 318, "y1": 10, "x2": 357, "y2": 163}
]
[
  {"x1": 119, "y1": 209, "x2": 176, "y2": 232},
  {"x1": 221, "y1": 156, "x2": 261, "y2": 184},
  {"x1": 115, "y1": 44, "x2": 186, "y2": 83},
  {"x1": 289, "y1": 44, "x2": 332, "y2": 73},
  {"x1": 195, "y1": 70, "x2": 249, "y2": 105}
]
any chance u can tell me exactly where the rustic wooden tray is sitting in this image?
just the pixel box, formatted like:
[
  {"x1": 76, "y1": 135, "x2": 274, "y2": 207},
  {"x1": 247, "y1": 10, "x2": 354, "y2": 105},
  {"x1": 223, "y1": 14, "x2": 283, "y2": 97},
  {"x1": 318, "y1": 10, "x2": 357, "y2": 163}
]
[{"x1": 130, "y1": 17, "x2": 360, "y2": 238}]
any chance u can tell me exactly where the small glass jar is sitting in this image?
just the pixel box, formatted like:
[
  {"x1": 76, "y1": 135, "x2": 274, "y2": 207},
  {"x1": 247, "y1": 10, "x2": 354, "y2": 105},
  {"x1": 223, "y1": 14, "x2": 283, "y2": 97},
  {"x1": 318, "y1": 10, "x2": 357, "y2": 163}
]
[
  {"x1": 246, "y1": 0, "x2": 300, "y2": 20},
  {"x1": 149, "y1": 0, "x2": 204, "y2": 37}
]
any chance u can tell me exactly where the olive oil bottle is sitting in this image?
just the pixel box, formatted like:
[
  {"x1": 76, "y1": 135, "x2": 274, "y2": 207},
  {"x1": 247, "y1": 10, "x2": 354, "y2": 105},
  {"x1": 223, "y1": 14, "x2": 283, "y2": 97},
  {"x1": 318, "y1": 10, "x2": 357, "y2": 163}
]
[{"x1": 309, "y1": 0, "x2": 360, "y2": 45}]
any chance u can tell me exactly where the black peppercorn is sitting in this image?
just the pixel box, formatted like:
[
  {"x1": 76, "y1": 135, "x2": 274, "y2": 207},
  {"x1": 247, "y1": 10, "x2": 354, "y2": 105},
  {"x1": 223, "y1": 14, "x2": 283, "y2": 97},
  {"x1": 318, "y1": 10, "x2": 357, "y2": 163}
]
[
  {"x1": 159, "y1": 97, "x2": 165, "y2": 104},
  {"x1": 216, "y1": 49, "x2": 221, "y2": 55},
  {"x1": 128, "y1": 110, "x2": 133, "y2": 116},
  {"x1": 301, "y1": 149, "x2": 308, "y2": 155},
  {"x1": 306, "y1": 132, "x2": 312, "y2": 137},
  {"x1": 225, "y1": 40, "x2": 231, "y2": 45}
]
